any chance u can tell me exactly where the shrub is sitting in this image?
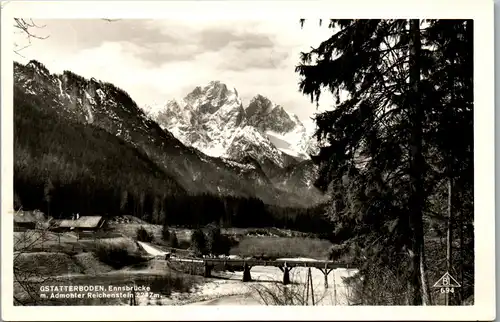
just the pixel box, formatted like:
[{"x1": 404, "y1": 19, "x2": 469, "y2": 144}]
[
  {"x1": 178, "y1": 239, "x2": 191, "y2": 249},
  {"x1": 136, "y1": 226, "x2": 154, "y2": 243},
  {"x1": 94, "y1": 242, "x2": 145, "y2": 269},
  {"x1": 203, "y1": 223, "x2": 234, "y2": 256},
  {"x1": 328, "y1": 243, "x2": 357, "y2": 262},
  {"x1": 247, "y1": 228, "x2": 272, "y2": 237},
  {"x1": 250, "y1": 273, "x2": 328, "y2": 305},
  {"x1": 342, "y1": 262, "x2": 410, "y2": 305},
  {"x1": 218, "y1": 235, "x2": 234, "y2": 256},
  {"x1": 144, "y1": 273, "x2": 196, "y2": 297}
]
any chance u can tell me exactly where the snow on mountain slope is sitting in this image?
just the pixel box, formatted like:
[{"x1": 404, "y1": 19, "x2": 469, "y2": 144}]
[
  {"x1": 245, "y1": 95, "x2": 315, "y2": 159},
  {"x1": 150, "y1": 83, "x2": 318, "y2": 172},
  {"x1": 225, "y1": 125, "x2": 286, "y2": 167},
  {"x1": 154, "y1": 81, "x2": 246, "y2": 159}
]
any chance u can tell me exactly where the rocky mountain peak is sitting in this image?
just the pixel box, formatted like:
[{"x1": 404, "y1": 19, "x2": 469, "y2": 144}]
[
  {"x1": 183, "y1": 81, "x2": 241, "y2": 115},
  {"x1": 246, "y1": 94, "x2": 273, "y2": 116},
  {"x1": 245, "y1": 95, "x2": 297, "y2": 134},
  {"x1": 148, "y1": 83, "x2": 319, "y2": 184}
]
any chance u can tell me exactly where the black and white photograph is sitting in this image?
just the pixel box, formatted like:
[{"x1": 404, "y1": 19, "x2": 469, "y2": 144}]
[{"x1": 1, "y1": 1, "x2": 495, "y2": 321}]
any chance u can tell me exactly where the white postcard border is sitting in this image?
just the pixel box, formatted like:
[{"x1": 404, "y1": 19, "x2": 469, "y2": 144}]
[{"x1": 1, "y1": 1, "x2": 495, "y2": 320}]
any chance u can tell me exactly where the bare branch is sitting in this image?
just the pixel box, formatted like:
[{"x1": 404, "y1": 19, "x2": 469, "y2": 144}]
[
  {"x1": 13, "y1": 44, "x2": 30, "y2": 58},
  {"x1": 14, "y1": 18, "x2": 49, "y2": 40},
  {"x1": 12, "y1": 208, "x2": 69, "y2": 306},
  {"x1": 12, "y1": 18, "x2": 49, "y2": 56}
]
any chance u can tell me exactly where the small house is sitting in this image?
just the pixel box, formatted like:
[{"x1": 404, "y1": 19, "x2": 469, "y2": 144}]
[
  {"x1": 14, "y1": 210, "x2": 45, "y2": 231},
  {"x1": 56, "y1": 215, "x2": 105, "y2": 233}
]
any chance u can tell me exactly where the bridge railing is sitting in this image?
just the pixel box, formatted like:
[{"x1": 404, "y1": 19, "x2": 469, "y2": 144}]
[{"x1": 193, "y1": 258, "x2": 354, "y2": 269}]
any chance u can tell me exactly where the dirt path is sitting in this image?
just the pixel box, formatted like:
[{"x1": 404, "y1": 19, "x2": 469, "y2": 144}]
[{"x1": 137, "y1": 241, "x2": 169, "y2": 256}]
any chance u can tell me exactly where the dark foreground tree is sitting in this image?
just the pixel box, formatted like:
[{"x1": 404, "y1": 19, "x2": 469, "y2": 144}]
[
  {"x1": 296, "y1": 19, "x2": 473, "y2": 305},
  {"x1": 423, "y1": 20, "x2": 474, "y2": 305}
]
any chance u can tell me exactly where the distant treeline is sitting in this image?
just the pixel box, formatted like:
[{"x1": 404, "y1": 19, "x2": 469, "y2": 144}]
[
  {"x1": 159, "y1": 194, "x2": 332, "y2": 235},
  {"x1": 14, "y1": 84, "x2": 332, "y2": 236}
]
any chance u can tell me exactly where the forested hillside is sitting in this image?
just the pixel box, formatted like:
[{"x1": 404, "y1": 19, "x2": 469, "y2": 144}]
[
  {"x1": 14, "y1": 84, "x2": 185, "y2": 218},
  {"x1": 14, "y1": 76, "x2": 330, "y2": 234}
]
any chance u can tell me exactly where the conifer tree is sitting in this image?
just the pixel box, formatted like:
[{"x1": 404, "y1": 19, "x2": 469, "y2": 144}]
[
  {"x1": 296, "y1": 19, "x2": 473, "y2": 305},
  {"x1": 169, "y1": 231, "x2": 179, "y2": 249},
  {"x1": 43, "y1": 178, "x2": 54, "y2": 217}
]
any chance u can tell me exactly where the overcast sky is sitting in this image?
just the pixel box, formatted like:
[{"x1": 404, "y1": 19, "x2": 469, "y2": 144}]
[{"x1": 13, "y1": 19, "x2": 336, "y2": 121}]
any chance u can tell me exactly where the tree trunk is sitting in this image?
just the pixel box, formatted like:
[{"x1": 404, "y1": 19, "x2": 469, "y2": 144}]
[
  {"x1": 446, "y1": 177, "x2": 453, "y2": 305},
  {"x1": 420, "y1": 248, "x2": 432, "y2": 305},
  {"x1": 408, "y1": 18, "x2": 429, "y2": 306},
  {"x1": 120, "y1": 190, "x2": 128, "y2": 212},
  {"x1": 458, "y1": 208, "x2": 464, "y2": 304},
  {"x1": 447, "y1": 40, "x2": 458, "y2": 304}
]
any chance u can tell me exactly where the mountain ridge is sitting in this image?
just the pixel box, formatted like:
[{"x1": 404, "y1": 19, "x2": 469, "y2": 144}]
[
  {"x1": 14, "y1": 60, "x2": 325, "y2": 208},
  {"x1": 148, "y1": 81, "x2": 320, "y2": 176}
]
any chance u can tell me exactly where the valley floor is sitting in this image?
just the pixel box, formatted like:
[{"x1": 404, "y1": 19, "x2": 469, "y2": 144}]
[{"x1": 14, "y1": 215, "x2": 358, "y2": 306}]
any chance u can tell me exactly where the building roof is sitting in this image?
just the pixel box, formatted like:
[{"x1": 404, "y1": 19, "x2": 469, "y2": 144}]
[
  {"x1": 14, "y1": 210, "x2": 46, "y2": 223},
  {"x1": 48, "y1": 219, "x2": 63, "y2": 226},
  {"x1": 58, "y1": 216, "x2": 103, "y2": 228}
]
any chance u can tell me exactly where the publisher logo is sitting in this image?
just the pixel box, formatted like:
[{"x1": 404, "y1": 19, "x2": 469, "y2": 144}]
[{"x1": 433, "y1": 271, "x2": 461, "y2": 294}]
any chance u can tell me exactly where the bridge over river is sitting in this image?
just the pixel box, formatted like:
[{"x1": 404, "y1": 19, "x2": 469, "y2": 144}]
[{"x1": 168, "y1": 257, "x2": 354, "y2": 287}]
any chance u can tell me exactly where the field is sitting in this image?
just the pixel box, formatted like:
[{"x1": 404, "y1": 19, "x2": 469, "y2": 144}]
[
  {"x1": 109, "y1": 224, "x2": 318, "y2": 246},
  {"x1": 230, "y1": 236, "x2": 333, "y2": 260}
]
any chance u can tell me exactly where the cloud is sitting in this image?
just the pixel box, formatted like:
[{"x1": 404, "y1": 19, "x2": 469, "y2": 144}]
[
  {"x1": 13, "y1": 18, "x2": 336, "y2": 121},
  {"x1": 198, "y1": 45, "x2": 289, "y2": 72},
  {"x1": 197, "y1": 29, "x2": 274, "y2": 52}
]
